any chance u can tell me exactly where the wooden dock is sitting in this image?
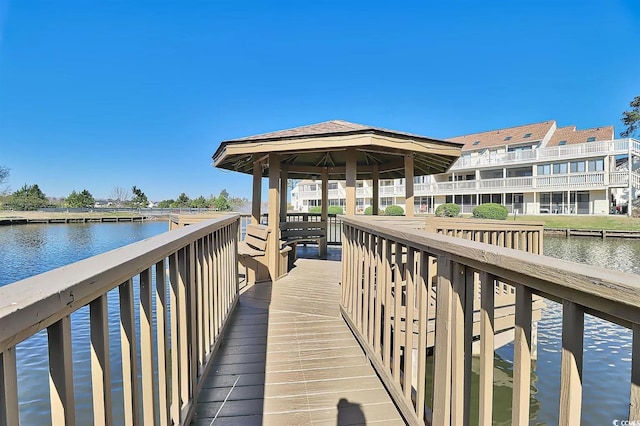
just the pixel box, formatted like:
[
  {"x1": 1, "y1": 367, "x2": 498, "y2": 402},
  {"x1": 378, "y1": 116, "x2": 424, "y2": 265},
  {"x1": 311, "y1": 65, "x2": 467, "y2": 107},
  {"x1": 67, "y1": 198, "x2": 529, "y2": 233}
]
[
  {"x1": 192, "y1": 257, "x2": 405, "y2": 425},
  {"x1": 0, "y1": 216, "x2": 150, "y2": 226}
]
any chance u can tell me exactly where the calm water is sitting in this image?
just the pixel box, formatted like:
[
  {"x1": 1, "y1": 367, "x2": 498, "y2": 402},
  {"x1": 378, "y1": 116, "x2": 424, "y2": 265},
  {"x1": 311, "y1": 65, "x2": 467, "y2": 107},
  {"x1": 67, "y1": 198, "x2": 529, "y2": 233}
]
[
  {"x1": 2, "y1": 223, "x2": 639, "y2": 424},
  {"x1": 0, "y1": 222, "x2": 168, "y2": 425}
]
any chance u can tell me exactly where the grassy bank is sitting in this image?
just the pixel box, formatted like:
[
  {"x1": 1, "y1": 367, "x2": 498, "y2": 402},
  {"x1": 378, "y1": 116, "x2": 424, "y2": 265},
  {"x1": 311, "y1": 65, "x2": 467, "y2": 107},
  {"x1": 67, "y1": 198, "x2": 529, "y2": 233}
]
[{"x1": 512, "y1": 215, "x2": 640, "y2": 231}]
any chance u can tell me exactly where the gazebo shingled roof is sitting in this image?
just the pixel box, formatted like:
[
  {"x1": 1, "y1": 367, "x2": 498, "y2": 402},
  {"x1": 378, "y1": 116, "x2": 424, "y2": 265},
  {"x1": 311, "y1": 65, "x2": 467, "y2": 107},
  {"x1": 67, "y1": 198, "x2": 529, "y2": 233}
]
[{"x1": 213, "y1": 120, "x2": 463, "y2": 180}]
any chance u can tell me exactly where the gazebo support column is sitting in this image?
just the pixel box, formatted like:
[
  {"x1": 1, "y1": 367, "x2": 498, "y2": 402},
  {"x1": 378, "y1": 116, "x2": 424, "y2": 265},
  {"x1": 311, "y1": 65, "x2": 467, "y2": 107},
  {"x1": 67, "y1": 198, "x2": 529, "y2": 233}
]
[
  {"x1": 280, "y1": 165, "x2": 288, "y2": 221},
  {"x1": 268, "y1": 153, "x2": 281, "y2": 281},
  {"x1": 252, "y1": 158, "x2": 262, "y2": 224},
  {"x1": 320, "y1": 167, "x2": 328, "y2": 257},
  {"x1": 346, "y1": 148, "x2": 357, "y2": 216},
  {"x1": 372, "y1": 165, "x2": 379, "y2": 215},
  {"x1": 405, "y1": 154, "x2": 415, "y2": 217}
]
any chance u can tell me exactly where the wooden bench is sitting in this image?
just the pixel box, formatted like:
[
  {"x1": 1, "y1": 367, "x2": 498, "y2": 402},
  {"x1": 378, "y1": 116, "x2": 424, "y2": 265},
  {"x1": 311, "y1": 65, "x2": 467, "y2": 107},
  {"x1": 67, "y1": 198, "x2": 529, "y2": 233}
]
[
  {"x1": 238, "y1": 224, "x2": 291, "y2": 285},
  {"x1": 280, "y1": 221, "x2": 327, "y2": 264}
]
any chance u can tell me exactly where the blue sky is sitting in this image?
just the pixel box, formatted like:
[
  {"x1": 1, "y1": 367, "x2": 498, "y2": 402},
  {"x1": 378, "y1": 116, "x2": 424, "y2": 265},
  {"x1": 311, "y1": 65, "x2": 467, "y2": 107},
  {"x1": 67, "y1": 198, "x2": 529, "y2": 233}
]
[{"x1": 0, "y1": 0, "x2": 639, "y2": 201}]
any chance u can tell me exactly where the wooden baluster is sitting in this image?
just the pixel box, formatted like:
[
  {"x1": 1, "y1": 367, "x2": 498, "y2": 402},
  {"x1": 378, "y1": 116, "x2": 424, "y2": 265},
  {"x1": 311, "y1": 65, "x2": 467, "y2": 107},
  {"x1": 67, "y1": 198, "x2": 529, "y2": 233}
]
[
  {"x1": 48, "y1": 316, "x2": 76, "y2": 426},
  {"x1": 416, "y1": 251, "x2": 429, "y2": 421},
  {"x1": 367, "y1": 235, "x2": 376, "y2": 346},
  {"x1": 393, "y1": 243, "x2": 403, "y2": 384},
  {"x1": 139, "y1": 267, "x2": 155, "y2": 423},
  {"x1": 0, "y1": 347, "x2": 19, "y2": 426},
  {"x1": 119, "y1": 279, "x2": 141, "y2": 426},
  {"x1": 202, "y1": 236, "x2": 211, "y2": 357},
  {"x1": 373, "y1": 234, "x2": 384, "y2": 357},
  {"x1": 451, "y1": 261, "x2": 467, "y2": 426},
  {"x1": 90, "y1": 295, "x2": 112, "y2": 426},
  {"x1": 155, "y1": 259, "x2": 170, "y2": 426},
  {"x1": 362, "y1": 232, "x2": 371, "y2": 340},
  {"x1": 559, "y1": 300, "x2": 584, "y2": 425},
  {"x1": 512, "y1": 284, "x2": 532, "y2": 426},
  {"x1": 479, "y1": 272, "x2": 495, "y2": 426},
  {"x1": 383, "y1": 237, "x2": 393, "y2": 371},
  {"x1": 403, "y1": 248, "x2": 415, "y2": 403},
  {"x1": 432, "y1": 255, "x2": 453, "y2": 425},
  {"x1": 356, "y1": 230, "x2": 364, "y2": 331},
  {"x1": 631, "y1": 324, "x2": 640, "y2": 421},
  {"x1": 196, "y1": 239, "x2": 204, "y2": 370},
  {"x1": 169, "y1": 253, "x2": 181, "y2": 424}
]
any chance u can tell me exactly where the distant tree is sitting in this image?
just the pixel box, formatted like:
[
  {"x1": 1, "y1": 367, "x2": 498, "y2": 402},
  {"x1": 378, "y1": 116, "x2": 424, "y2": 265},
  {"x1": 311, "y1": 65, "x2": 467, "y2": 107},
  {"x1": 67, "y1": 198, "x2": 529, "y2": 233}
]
[
  {"x1": 214, "y1": 189, "x2": 231, "y2": 211},
  {"x1": 66, "y1": 189, "x2": 95, "y2": 208},
  {"x1": 6, "y1": 184, "x2": 48, "y2": 210},
  {"x1": 157, "y1": 199, "x2": 174, "y2": 208},
  {"x1": 129, "y1": 186, "x2": 149, "y2": 208},
  {"x1": 190, "y1": 195, "x2": 208, "y2": 208},
  {"x1": 110, "y1": 186, "x2": 130, "y2": 206},
  {"x1": 621, "y1": 95, "x2": 640, "y2": 137},
  {"x1": 0, "y1": 166, "x2": 9, "y2": 195},
  {"x1": 174, "y1": 193, "x2": 191, "y2": 208}
]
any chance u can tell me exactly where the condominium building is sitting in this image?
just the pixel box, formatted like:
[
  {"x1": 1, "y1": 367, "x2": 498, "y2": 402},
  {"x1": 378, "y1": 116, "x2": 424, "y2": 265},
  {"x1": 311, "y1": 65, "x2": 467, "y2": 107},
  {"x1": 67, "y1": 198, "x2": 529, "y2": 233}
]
[{"x1": 291, "y1": 120, "x2": 640, "y2": 215}]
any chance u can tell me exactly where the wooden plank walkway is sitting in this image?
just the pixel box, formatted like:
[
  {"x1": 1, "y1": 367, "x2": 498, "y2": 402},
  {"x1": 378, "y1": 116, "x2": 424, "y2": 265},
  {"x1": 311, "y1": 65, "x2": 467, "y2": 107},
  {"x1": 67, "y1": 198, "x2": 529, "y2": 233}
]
[{"x1": 192, "y1": 257, "x2": 405, "y2": 425}]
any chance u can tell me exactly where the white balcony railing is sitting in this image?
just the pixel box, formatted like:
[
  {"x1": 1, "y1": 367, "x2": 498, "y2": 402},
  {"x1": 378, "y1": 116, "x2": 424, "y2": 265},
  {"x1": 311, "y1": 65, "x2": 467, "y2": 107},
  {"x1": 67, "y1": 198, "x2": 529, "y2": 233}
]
[{"x1": 450, "y1": 139, "x2": 635, "y2": 171}]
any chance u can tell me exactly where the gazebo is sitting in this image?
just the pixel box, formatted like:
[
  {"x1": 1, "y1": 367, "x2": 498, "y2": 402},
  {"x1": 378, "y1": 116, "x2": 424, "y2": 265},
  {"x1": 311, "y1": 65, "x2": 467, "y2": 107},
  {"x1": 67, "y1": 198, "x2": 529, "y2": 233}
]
[{"x1": 213, "y1": 120, "x2": 463, "y2": 280}]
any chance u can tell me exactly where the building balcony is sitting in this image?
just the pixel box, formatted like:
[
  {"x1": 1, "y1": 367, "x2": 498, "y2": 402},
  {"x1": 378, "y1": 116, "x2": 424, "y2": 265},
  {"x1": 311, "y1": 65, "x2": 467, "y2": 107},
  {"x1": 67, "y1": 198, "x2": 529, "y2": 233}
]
[{"x1": 449, "y1": 138, "x2": 637, "y2": 171}]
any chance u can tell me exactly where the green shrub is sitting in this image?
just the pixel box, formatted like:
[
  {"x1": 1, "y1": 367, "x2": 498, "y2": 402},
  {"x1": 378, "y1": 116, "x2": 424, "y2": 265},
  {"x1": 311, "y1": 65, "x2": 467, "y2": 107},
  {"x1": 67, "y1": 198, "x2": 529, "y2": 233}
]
[
  {"x1": 308, "y1": 205, "x2": 343, "y2": 214},
  {"x1": 384, "y1": 205, "x2": 404, "y2": 216},
  {"x1": 472, "y1": 203, "x2": 509, "y2": 220},
  {"x1": 364, "y1": 206, "x2": 384, "y2": 215},
  {"x1": 435, "y1": 203, "x2": 460, "y2": 217}
]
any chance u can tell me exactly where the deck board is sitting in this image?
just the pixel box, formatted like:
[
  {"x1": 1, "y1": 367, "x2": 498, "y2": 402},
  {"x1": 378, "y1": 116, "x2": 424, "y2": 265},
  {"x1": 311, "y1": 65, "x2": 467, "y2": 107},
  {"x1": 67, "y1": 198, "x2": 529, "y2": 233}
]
[{"x1": 193, "y1": 258, "x2": 405, "y2": 425}]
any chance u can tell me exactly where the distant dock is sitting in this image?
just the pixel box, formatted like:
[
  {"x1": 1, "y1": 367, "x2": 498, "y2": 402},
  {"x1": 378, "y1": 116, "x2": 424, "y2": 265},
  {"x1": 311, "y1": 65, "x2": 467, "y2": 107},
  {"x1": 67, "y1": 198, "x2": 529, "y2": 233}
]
[
  {"x1": 0, "y1": 216, "x2": 153, "y2": 226},
  {"x1": 545, "y1": 228, "x2": 640, "y2": 239}
]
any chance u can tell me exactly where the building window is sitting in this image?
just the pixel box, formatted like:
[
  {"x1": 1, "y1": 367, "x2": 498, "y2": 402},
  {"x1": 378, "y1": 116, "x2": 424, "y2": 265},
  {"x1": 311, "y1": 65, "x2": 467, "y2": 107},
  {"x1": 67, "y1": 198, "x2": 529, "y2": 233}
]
[
  {"x1": 472, "y1": 140, "x2": 480, "y2": 146},
  {"x1": 588, "y1": 159, "x2": 604, "y2": 172},
  {"x1": 523, "y1": 133, "x2": 532, "y2": 138},
  {"x1": 558, "y1": 140, "x2": 567, "y2": 146},
  {"x1": 570, "y1": 161, "x2": 586, "y2": 173},
  {"x1": 380, "y1": 197, "x2": 393, "y2": 207},
  {"x1": 553, "y1": 163, "x2": 567, "y2": 174},
  {"x1": 537, "y1": 164, "x2": 551, "y2": 175},
  {"x1": 504, "y1": 136, "x2": 512, "y2": 141},
  {"x1": 356, "y1": 181, "x2": 364, "y2": 188},
  {"x1": 328, "y1": 182, "x2": 339, "y2": 190},
  {"x1": 587, "y1": 136, "x2": 596, "y2": 142},
  {"x1": 380, "y1": 180, "x2": 394, "y2": 186}
]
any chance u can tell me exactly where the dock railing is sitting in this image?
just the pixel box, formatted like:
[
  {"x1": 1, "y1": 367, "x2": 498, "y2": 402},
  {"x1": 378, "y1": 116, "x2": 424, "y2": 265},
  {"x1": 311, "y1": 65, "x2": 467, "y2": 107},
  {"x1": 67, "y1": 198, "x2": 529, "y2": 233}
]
[
  {"x1": 0, "y1": 214, "x2": 240, "y2": 426},
  {"x1": 340, "y1": 215, "x2": 640, "y2": 425}
]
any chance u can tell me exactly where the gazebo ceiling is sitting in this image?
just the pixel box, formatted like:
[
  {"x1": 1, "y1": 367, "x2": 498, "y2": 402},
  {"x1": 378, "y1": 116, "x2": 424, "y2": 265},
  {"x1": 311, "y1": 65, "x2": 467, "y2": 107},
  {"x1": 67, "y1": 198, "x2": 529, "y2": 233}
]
[{"x1": 213, "y1": 120, "x2": 463, "y2": 180}]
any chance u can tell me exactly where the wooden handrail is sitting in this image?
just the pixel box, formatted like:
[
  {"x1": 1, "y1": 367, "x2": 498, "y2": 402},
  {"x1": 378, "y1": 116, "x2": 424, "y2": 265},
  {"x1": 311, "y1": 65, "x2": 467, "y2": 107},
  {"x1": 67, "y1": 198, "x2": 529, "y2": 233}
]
[
  {"x1": 340, "y1": 215, "x2": 640, "y2": 425},
  {"x1": 0, "y1": 214, "x2": 240, "y2": 425}
]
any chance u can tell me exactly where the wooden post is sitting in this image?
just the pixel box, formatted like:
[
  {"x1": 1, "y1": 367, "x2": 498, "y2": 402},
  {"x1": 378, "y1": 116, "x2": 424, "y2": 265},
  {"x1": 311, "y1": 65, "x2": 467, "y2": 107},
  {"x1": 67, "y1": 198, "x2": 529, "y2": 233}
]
[
  {"x1": 372, "y1": 164, "x2": 380, "y2": 215},
  {"x1": 268, "y1": 153, "x2": 281, "y2": 281},
  {"x1": 559, "y1": 300, "x2": 584, "y2": 425},
  {"x1": 405, "y1": 154, "x2": 414, "y2": 217},
  {"x1": 346, "y1": 148, "x2": 357, "y2": 216},
  {"x1": 280, "y1": 164, "x2": 288, "y2": 220},
  {"x1": 320, "y1": 167, "x2": 328, "y2": 257},
  {"x1": 252, "y1": 158, "x2": 262, "y2": 224}
]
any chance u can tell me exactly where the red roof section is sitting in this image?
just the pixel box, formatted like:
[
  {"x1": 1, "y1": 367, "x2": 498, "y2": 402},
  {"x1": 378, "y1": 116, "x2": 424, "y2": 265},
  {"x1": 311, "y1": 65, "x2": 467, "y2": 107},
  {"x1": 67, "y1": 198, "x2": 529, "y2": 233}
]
[
  {"x1": 546, "y1": 125, "x2": 615, "y2": 147},
  {"x1": 447, "y1": 120, "x2": 556, "y2": 151}
]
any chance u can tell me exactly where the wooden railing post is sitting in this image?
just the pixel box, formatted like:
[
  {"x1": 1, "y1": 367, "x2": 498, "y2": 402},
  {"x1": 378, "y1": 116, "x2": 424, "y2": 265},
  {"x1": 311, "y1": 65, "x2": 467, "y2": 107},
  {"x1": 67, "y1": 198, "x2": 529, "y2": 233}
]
[
  {"x1": 90, "y1": 295, "x2": 113, "y2": 426},
  {"x1": 48, "y1": 316, "x2": 76, "y2": 426},
  {"x1": 559, "y1": 300, "x2": 584, "y2": 425},
  {"x1": 512, "y1": 284, "x2": 532, "y2": 426},
  {"x1": 479, "y1": 272, "x2": 495, "y2": 426},
  {"x1": 0, "y1": 348, "x2": 19, "y2": 426},
  {"x1": 432, "y1": 255, "x2": 453, "y2": 425}
]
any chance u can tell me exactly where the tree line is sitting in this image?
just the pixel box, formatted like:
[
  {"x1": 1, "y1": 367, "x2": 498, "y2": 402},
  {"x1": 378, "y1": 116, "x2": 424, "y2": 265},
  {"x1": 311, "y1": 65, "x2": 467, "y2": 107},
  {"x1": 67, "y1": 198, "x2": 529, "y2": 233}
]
[{"x1": 0, "y1": 172, "x2": 247, "y2": 212}]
